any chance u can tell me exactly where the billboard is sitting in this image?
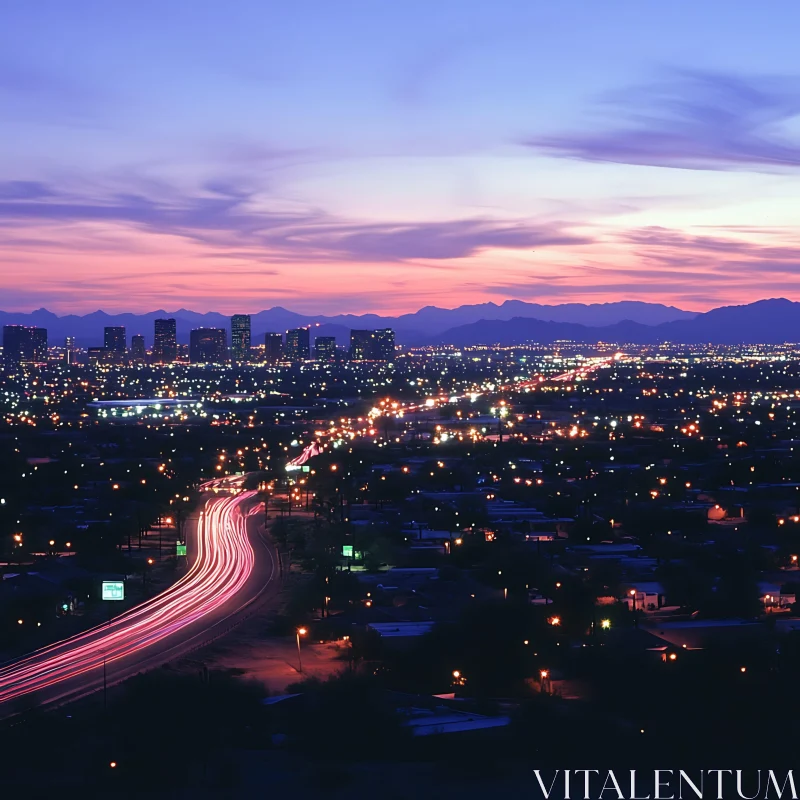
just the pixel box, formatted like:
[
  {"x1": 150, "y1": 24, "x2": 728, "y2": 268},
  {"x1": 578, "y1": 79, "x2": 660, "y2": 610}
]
[{"x1": 102, "y1": 581, "x2": 125, "y2": 601}]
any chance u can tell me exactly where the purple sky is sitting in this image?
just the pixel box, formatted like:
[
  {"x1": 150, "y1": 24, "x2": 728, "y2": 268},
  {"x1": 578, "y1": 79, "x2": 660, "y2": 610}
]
[{"x1": 2, "y1": 1, "x2": 800, "y2": 313}]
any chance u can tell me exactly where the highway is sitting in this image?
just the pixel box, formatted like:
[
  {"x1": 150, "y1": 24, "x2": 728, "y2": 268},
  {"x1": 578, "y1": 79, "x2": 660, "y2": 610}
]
[{"x1": 0, "y1": 490, "x2": 276, "y2": 716}]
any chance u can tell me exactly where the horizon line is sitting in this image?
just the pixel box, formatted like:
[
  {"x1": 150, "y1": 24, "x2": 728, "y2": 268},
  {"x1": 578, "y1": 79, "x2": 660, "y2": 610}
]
[{"x1": 0, "y1": 297, "x2": 792, "y2": 319}]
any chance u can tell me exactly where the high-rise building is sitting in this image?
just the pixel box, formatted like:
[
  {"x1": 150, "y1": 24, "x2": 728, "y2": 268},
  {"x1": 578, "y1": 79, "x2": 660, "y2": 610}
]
[
  {"x1": 101, "y1": 326, "x2": 126, "y2": 365},
  {"x1": 285, "y1": 328, "x2": 310, "y2": 362},
  {"x1": 104, "y1": 326, "x2": 126, "y2": 353},
  {"x1": 130, "y1": 334, "x2": 146, "y2": 363},
  {"x1": 3, "y1": 325, "x2": 47, "y2": 371},
  {"x1": 314, "y1": 336, "x2": 336, "y2": 363},
  {"x1": 372, "y1": 328, "x2": 396, "y2": 362},
  {"x1": 264, "y1": 332, "x2": 283, "y2": 364},
  {"x1": 349, "y1": 329, "x2": 372, "y2": 361},
  {"x1": 349, "y1": 328, "x2": 395, "y2": 361},
  {"x1": 31, "y1": 327, "x2": 47, "y2": 364},
  {"x1": 231, "y1": 314, "x2": 251, "y2": 362},
  {"x1": 153, "y1": 318, "x2": 177, "y2": 363},
  {"x1": 189, "y1": 328, "x2": 227, "y2": 363},
  {"x1": 64, "y1": 336, "x2": 76, "y2": 365}
]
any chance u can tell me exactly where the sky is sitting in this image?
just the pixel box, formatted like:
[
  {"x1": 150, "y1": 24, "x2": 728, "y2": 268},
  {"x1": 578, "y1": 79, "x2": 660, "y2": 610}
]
[{"x1": 2, "y1": 0, "x2": 800, "y2": 315}]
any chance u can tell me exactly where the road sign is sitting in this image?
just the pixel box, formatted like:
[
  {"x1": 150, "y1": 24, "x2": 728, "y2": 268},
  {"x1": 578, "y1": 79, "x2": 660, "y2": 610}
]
[
  {"x1": 176, "y1": 542, "x2": 187, "y2": 557},
  {"x1": 342, "y1": 545, "x2": 354, "y2": 558},
  {"x1": 102, "y1": 581, "x2": 125, "y2": 601}
]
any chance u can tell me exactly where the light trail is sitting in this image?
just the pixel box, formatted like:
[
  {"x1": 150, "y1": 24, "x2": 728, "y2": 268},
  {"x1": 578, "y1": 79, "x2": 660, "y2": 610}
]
[
  {"x1": 198, "y1": 474, "x2": 247, "y2": 492},
  {"x1": 286, "y1": 441, "x2": 322, "y2": 468},
  {"x1": 0, "y1": 491, "x2": 257, "y2": 705}
]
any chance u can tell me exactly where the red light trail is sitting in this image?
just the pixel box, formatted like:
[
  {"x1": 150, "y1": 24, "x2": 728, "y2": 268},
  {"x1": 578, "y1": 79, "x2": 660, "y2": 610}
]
[
  {"x1": 0, "y1": 491, "x2": 257, "y2": 706},
  {"x1": 286, "y1": 441, "x2": 322, "y2": 467}
]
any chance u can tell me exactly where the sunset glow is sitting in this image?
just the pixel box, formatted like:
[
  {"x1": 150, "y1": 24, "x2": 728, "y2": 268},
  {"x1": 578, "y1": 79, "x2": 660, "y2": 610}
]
[{"x1": 3, "y1": 2, "x2": 800, "y2": 313}]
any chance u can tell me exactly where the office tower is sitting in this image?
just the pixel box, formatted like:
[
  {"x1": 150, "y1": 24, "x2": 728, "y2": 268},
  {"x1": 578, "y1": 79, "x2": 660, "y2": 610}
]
[
  {"x1": 285, "y1": 328, "x2": 310, "y2": 362},
  {"x1": 372, "y1": 328, "x2": 396, "y2": 362},
  {"x1": 231, "y1": 314, "x2": 251, "y2": 362},
  {"x1": 314, "y1": 336, "x2": 336, "y2": 363},
  {"x1": 104, "y1": 326, "x2": 126, "y2": 353},
  {"x1": 101, "y1": 326, "x2": 126, "y2": 365},
  {"x1": 349, "y1": 329, "x2": 372, "y2": 361},
  {"x1": 264, "y1": 332, "x2": 283, "y2": 364},
  {"x1": 189, "y1": 328, "x2": 227, "y2": 363},
  {"x1": 153, "y1": 318, "x2": 177, "y2": 363},
  {"x1": 64, "y1": 336, "x2": 76, "y2": 365},
  {"x1": 3, "y1": 325, "x2": 47, "y2": 371},
  {"x1": 349, "y1": 328, "x2": 395, "y2": 361},
  {"x1": 31, "y1": 327, "x2": 48, "y2": 364},
  {"x1": 130, "y1": 334, "x2": 146, "y2": 363}
]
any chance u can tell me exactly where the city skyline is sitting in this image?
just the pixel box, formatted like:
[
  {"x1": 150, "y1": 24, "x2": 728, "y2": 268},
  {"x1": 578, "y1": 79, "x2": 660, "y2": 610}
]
[
  {"x1": 4, "y1": 2, "x2": 800, "y2": 314},
  {"x1": 5, "y1": 4, "x2": 800, "y2": 792}
]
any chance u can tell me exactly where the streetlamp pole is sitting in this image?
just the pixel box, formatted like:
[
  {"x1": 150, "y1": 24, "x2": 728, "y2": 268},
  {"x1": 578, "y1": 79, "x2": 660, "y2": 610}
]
[{"x1": 296, "y1": 627, "x2": 307, "y2": 673}]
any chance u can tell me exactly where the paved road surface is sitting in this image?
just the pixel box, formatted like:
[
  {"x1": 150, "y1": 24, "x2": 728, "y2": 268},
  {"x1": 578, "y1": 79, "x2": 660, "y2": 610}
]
[{"x1": 0, "y1": 490, "x2": 277, "y2": 717}]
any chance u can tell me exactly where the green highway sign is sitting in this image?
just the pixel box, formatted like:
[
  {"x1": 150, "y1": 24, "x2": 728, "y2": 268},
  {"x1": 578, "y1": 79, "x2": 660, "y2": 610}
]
[
  {"x1": 342, "y1": 545, "x2": 354, "y2": 558},
  {"x1": 176, "y1": 542, "x2": 187, "y2": 556},
  {"x1": 102, "y1": 581, "x2": 125, "y2": 601}
]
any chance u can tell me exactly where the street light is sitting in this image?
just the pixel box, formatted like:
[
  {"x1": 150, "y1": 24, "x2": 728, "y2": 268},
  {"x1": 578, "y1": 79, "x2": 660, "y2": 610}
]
[
  {"x1": 296, "y1": 627, "x2": 307, "y2": 673},
  {"x1": 601, "y1": 619, "x2": 611, "y2": 630},
  {"x1": 540, "y1": 669, "x2": 551, "y2": 695}
]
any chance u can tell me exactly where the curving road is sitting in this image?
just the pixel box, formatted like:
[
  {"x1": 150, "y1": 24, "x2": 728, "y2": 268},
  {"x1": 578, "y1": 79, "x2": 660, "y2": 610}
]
[{"x1": 0, "y1": 490, "x2": 276, "y2": 714}]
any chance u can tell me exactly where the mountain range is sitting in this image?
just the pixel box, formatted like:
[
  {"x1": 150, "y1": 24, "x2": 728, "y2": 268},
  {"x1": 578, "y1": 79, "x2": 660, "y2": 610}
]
[
  {"x1": 2, "y1": 298, "x2": 800, "y2": 346},
  {"x1": 434, "y1": 298, "x2": 800, "y2": 346},
  {"x1": 0, "y1": 300, "x2": 693, "y2": 347}
]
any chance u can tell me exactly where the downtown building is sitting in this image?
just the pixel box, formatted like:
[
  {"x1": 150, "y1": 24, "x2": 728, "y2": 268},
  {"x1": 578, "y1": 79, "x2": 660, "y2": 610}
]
[
  {"x1": 153, "y1": 318, "x2": 177, "y2": 363},
  {"x1": 130, "y1": 334, "x2": 146, "y2": 363},
  {"x1": 2, "y1": 325, "x2": 48, "y2": 372},
  {"x1": 189, "y1": 328, "x2": 228, "y2": 363},
  {"x1": 285, "y1": 328, "x2": 310, "y2": 362},
  {"x1": 349, "y1": 328, "x2": 395, "y2": 361},
  {"x1": 314, "y1": 335, "x2": 337, "y2": 363},
  {"x1": 264, "y1": 332, "x2": 283, "y2": 364},
  {"x1": 64, "y1": 336, "x2": 77, "y2": 365},
  {"x1": 104, "y1": 326, "x2": 126, "y2": 353},
  {"x1": 231, "y1": 314, "x2": 251, "y2": 362},
  {"x1": 103, "y1": 326, "x2": 127, "y2": 365}
]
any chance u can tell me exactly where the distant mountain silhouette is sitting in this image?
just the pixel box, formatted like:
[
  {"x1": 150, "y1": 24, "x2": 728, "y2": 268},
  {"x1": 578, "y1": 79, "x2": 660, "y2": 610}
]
[
  {"x1": 433, "y1": 299, "x2": 800, "y2": 345},
  {"x1": 0, "y1": 300, "x2": 694, "y2": 346}
]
